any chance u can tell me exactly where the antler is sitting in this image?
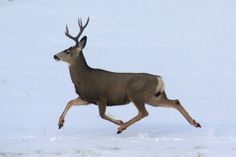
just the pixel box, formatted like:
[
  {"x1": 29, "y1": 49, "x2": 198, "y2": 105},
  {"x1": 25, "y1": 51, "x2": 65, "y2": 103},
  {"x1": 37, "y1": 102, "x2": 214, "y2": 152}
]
[{"x1": 65, "y1": 17, "x2": 90, "y2": 45}]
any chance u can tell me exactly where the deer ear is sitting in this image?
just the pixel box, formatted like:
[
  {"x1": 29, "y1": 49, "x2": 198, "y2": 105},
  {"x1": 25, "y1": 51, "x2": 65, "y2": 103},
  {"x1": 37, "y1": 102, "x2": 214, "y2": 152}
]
[{"x1": 78, "y1": 36, "x2": 87, "y2": 49}]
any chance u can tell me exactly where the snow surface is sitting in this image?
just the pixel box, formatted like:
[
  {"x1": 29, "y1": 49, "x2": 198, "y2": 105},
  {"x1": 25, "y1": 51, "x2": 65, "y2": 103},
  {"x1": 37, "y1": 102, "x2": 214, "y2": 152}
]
[{"x1": 1, "y1": 0, "x2": 236, "y2": 156}]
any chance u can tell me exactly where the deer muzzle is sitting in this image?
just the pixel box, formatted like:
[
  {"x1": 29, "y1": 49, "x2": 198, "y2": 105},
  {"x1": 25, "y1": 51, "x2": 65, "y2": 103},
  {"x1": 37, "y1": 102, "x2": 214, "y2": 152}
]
[{"x1": 54, "y1": 55, "x2": 60, "y2": 61}]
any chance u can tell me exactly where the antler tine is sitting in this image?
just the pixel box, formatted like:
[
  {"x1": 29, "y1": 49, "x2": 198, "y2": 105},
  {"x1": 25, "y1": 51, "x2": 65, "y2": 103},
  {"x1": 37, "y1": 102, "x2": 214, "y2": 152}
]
[
  {"x1": 78, "y1": 17, "x2": 89, "y2": 28},
  {"x1": 78, "y1": 18, "x2": 82, "y2": 28},
  {"x1": 65, "y1": 24, "x2": 78, "y2": 44},
  {"x1": 64, "y1": 17, "x2": 90, "y2": 45},
  {"x1": 65, "y1": 25, "x2": 69, "y2": 34},
  {"x1": 84, "y1": 17, "x2": 90, "y2": 28},
  {"x1": 74, "y1": 17, "x2": 90, "y2": 43}
]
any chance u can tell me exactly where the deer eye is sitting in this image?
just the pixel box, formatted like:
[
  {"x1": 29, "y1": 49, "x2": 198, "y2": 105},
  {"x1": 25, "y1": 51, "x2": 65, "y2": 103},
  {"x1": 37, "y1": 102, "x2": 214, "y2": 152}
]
[{"x1": 64, "y1": 50, "x2": 70, "y2": 54}]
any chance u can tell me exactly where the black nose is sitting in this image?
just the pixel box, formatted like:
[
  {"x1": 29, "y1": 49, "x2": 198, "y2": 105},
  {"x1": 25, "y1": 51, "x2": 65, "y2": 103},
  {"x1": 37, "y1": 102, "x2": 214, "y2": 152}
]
[{"x1": 54, "y1": 55, "x2": 60, "y2": 61}]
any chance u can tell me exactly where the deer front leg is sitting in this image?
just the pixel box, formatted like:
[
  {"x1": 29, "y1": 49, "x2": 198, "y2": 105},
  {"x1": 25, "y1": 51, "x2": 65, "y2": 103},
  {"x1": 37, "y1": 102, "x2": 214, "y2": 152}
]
[
  {"x1": 98, "y1": 101, "x2": 124, "y2": 126},
  {"x1": 117, "y1": 103, "x2": 149, "y2": 134},
  {"x1": 58, "y1": 97, "x2": 89, "y2": 129}
]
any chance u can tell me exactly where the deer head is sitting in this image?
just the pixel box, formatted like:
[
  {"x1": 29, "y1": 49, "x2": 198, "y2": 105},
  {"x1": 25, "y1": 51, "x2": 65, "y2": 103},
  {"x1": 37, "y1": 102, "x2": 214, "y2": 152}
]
[{"x1": 54, "y1": 17, "x2": 89, "y2": 65}]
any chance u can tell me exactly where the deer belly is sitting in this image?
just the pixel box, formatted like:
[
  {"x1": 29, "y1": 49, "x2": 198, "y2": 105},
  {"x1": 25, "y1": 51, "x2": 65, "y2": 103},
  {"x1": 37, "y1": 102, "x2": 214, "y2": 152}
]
[
  {"x1": 75, "y1": 84, "x2": 130, "y2": 106},
  {"x1": 106, "y1": 94, "x2": 130, "y2": 106}
]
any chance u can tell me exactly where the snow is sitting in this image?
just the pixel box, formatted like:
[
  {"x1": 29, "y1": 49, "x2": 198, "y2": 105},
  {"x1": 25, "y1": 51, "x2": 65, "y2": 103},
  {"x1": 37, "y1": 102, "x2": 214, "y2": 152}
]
[{"x1": 1, "y1": 0, "x2": 236, "y2": 156}]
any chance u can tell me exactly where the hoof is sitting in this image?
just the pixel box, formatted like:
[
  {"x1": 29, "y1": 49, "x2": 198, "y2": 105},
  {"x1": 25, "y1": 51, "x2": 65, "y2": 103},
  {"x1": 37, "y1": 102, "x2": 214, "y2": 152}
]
[
  {"x1": 58, "y1": 119, "x2": 64, "y2": 129},
  {"x1": 193, "y1": 120, "x2": 201, "y2": 128},
  {"x1": 196, "y1": 123, "x2": 201, "y2": 128},
  {"x1": 117, "y1": 125, "x2": 126, "y2": 134},
  {"x1": 117, "y1": 130, "x2": 122, "y2": 134},
  {"x1": 58, "y1": 123, "x2": 64, "y2": 129}
]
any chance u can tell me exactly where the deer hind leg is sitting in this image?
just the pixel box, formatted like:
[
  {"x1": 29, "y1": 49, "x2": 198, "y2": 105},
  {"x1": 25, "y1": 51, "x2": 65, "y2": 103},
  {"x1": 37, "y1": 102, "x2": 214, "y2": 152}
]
[
  {"x1": 98, "y1": 101, "x2": 124, "y2": 126},
  {"x1": 147, "y1": 93, "x2": 201, "y2": 128},
  {"x1": 117, "y1": 101, "x2": 149, "y2": 134},
  {"x1": 58, "y1": 97, "x2": 89, "y2": 129}
]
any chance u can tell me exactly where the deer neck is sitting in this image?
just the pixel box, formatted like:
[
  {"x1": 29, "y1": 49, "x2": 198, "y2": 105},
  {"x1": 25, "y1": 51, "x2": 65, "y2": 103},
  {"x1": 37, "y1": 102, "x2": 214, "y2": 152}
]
[{"x1": 69, "y1": 52, "x2": 91, "y2": 85}]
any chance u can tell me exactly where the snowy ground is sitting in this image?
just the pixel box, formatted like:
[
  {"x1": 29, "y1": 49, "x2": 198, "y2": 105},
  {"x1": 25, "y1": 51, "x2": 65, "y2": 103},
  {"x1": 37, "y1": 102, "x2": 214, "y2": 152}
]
[{"x1": 1, "y1": 0, "x2": 236, "y2": 156}]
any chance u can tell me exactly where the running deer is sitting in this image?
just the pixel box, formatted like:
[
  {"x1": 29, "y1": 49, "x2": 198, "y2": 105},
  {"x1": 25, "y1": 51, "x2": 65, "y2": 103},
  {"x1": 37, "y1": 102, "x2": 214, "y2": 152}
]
[{"x1": 53, "y1": 17, "x2": 201, "y2": 134}]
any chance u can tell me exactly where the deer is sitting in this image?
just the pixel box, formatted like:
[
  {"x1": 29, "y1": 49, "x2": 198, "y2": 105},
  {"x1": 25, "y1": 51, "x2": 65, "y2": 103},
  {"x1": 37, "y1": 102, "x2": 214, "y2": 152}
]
[{"x1": 53, "y1": 17, "x2": 201, "y2": 134}]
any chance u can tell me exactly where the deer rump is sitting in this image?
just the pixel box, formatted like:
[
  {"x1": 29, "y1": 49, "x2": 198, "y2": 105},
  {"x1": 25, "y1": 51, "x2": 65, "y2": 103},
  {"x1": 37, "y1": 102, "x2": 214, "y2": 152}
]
[{"x1": 73, "y1": 69, "x2": 162, "y2": 106}]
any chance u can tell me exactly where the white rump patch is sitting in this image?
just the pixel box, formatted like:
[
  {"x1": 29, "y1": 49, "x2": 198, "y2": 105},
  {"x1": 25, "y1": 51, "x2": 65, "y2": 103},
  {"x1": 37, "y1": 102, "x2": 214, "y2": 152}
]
[{"x1": 156, "y1": 77, "x2": 165, "y2": 93}]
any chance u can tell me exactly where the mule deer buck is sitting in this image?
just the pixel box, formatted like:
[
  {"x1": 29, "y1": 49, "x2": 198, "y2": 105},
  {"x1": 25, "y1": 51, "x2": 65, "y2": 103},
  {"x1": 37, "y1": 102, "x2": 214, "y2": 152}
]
[{"x1": 54, "y1": 17, "x2": 201, "y2": 134}]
